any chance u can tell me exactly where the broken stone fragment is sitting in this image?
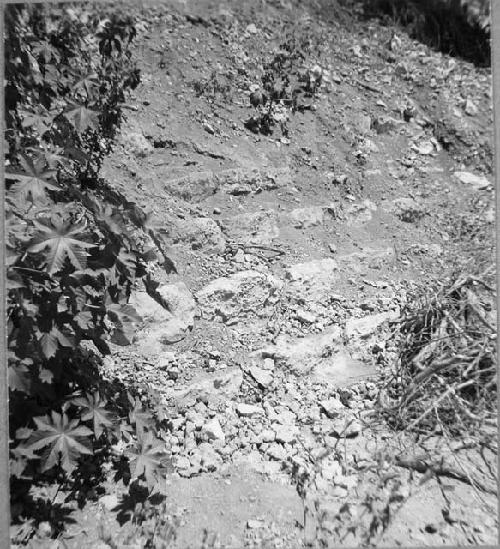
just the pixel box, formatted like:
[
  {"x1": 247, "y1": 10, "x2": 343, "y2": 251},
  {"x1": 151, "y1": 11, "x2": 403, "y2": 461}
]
[{"x1": 236, "y1": 403, "x2": 264, "y2": 417}]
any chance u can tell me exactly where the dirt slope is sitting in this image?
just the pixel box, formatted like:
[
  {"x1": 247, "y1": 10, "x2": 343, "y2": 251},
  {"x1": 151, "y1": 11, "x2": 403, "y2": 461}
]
[{"x1": 43, "y1": 0, "x2": 496, "y2": 547}]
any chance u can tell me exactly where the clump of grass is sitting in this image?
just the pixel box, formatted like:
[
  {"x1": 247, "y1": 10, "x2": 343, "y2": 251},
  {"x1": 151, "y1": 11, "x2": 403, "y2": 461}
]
[{"x1": 379, "y1": 266, "x2": 497, "y2": 441}]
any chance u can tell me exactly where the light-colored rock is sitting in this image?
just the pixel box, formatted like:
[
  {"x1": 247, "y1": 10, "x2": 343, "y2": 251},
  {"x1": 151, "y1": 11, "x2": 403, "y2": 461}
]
[
  {"x1": 259, "y1": 429, "x2": 276, "y2": 443},
  {"x1": 176, "y1": 456, "x2": 191, "y2": 470},
  {"x1": 273, "y1": 423, "x2": 299, "y2": 444},
  {"x1": 267, "y1": 442, "x2": 288, "y2": 461},
  {"x1": 321, "y1": 460, "x2": 342, "y2": 481},
  {"x1": 289, "y1": 206, "x2": 325, "y2": 228},
  {"x1": 201, "y1": 418, "x2": 225, "y2": 443},
  {"x1": 223, "y1": 210, "x2": 280, "y2": 246},
  {"x1": 120, "y1": 131, "x2": 153, "y2": 157},
  {"x1": 284, "y1": 258, "x2": 339, "y2": 302},
  {"x1": 267, "y1": 328, "x2": 342, "y2": 375},
  {"x1": 129, "y1": 282, "x2": 197, "y2": 350},
  {"x1": 165, "y1": 367, "x2": 243, "y2": 408},
  {"x1": 320, "y1": 397, "x2": 345, "y2": 418},
  {"x1": 236, "y1": 403, "x2": 265, "y2": 417},
  {"x1": 285, "y1": 258, "x2": 337, "y2": 282},
  {"x1": 248, "y1": 365, "x2": 273, "y2": 388},
  {"x1": 331, "y1": 418, "x2": 362, "y2": 438},
  {"x1": 173, "y1": 217, "x2": 226, "y2": 254},
  {"x1": 345, "y1": 311, "x2": 398, "y2": 339},
  {"x1": 196, "y1": 270, "x2": 282, "y2": 322},
  {"x1": 454, "y1": 171, "x2": 491, "y2": 190},
  {"x1": 198, "y1": 443, "x2": 222, "y2": 471},
  {"x1": 344, "y1": 199, "x2": 377, "y2": 225}
]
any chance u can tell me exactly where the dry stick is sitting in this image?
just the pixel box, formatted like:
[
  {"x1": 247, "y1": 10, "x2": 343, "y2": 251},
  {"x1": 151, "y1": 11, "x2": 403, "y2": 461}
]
[{"x1": 406, "y1": 379, "x2": 475, "y2": 432}]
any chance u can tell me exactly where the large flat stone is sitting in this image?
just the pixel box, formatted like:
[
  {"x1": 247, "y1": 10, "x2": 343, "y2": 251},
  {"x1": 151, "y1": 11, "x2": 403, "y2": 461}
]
[{"x1": 196, "y1": 270, "x2": 282, "y2": 322}]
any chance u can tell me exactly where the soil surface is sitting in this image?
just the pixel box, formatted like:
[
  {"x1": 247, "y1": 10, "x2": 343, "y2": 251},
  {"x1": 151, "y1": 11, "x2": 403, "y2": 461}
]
[{"x1": 20, "y1": 0, "x2": 497, "y2": 547}]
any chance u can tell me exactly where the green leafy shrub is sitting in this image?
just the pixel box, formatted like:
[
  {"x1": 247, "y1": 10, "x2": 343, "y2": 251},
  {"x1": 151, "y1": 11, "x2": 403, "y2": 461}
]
[{"x1": 5, "y1": 3, "x2": 171, "y2": 536}]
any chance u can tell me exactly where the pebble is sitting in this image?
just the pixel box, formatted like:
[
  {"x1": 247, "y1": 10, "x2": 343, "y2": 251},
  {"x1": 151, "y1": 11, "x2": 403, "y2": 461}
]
[
  {"x1": 201, "y1": 418, "x2": 225, "y2": 443},
  {"x1": 320, "y1": 397, "x2": 345, "y2": 418},
  {"x1": 273, "y1": 423, "x2": 298, "y2": 444},
  {"x1": 236, "y1": 403, "x2": 265, "y2": 417}
]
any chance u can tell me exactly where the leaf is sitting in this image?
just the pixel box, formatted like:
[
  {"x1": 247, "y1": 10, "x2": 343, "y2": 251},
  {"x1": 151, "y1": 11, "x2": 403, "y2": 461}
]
[
  {"x1": 8, "y1": 363, "x2": 32, "y2": 393},
  {"x1": 19, "y1": 108, "x2": 55, "y2": 135},
  {"x1": 38, "y1": 331, "x2": 58, "y2": 359},
  {"x1": 27, "y1": 217, "x2": 96, "y2": 274},
  {"x1": 107, "y1": 303, "x2": 142, "y2": 346},
  {"x1": 6, "y1": 153, "x2": 61, "y2": 203},
  {"x1": 126, "y1": 430, "x2": 167, "y2": 489},
  {"x1": 70, "y1": 391, "x2": 116, "y2": 439},
  {"x1": 26, "y1": 411, "x2": 93, "y2": 473},
  {"x1": 74, "y1": 310, "x2": 93, "y2": 330},
  {"x1": 63, "y1": 102, "x2": 100, "y2": 133}
]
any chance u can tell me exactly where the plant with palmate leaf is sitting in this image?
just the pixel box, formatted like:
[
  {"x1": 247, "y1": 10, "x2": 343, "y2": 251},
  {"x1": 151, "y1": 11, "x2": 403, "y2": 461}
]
[{"x1": 5, "y1": 3, "x2": 172, "y2": 518}]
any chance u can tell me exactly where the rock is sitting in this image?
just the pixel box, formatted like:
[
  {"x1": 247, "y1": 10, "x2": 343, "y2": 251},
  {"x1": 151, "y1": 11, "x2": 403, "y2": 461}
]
[
  {"x1": 223, "y1": 210, "x2": 279, "y2": 246},
  {"x1": 331, "y1": 418, "x2": 362, "y2": 438},
  {"x1": 296, "y1": 309, "x2": 316, "y2": 324},
  {"x1": 320, "y1": 397, "x2": 345, "y2": 418},
  {"x1": 198, "y1": 443, "x2": 222, "y2": 471},
  {"x1": 285, "y1": 258, "x2": 337, "y2": 282},
  {"x1": 262, "y1": 358, "x2": 275, "y2": 370},
  {"x1": 247, "y1": 519, "x2": 265, "y2": 529},
  {"x1": 165, "y1": 367, "x2": 243, "y2": 408},
  {"x1": 163, "y1": 171, "x2": 220, "y2": 202},
  {"x1": 232, "y1": 249, "x2": 244, "y2": 264},
  {"x1": 196, "y1": 270, "x2": 282, "y2": 322},
  {"x1": 129, "y1": 283, "x2": 196, "y2": 351},
  {"x1": 465, "y1": 98, "x2": 478, "y2": 116},
  {"x1": 284, "y1": 258, "x2": 338, "y2": 302},
  {"x1": 98, "y1": 494, "x2": 119, "y2": 511},
  {"x1": 289, "y1": 206, "x2": 325, "y2": 228},
  {"x1": 155, "y1": 281, "x2": 196, "y2": 331},
  {"x1": 453, "y1": 171, "x2": 491, "y2": 190},
  {"x1": 119, "y1": 131, "x2": 153, "y2": 157},
  {"x1": 345, "y1": 311, "x2": 398, "y2": 339},
  {"x1": 321, "y1": 460, "x2": 342, "y2": 481},
  {"x1": 246, "y1": 23, "x2": 258, "y2": 34},
  {"x1": 173, "y1": 217, "x2": 226, "y2": 253},
  {"x1": 267, "y1": 442, "x2": 287, "y2": 461},
  {"x1": 344, "y1": 199, "x2": 377, "y2": 225},
  {"x1": 273, "y1": 423, "x2": 299, "y2": 444},
  {"x1": 248, "y1": 365, "x2": 273, "y2": 388},
  {"x1": 176, "y1": 456, "x2": 191, "y2": 470},
  {"x1": 259, "y1": 429, "x2": 276, "y2": 443},
  {"x1": 236, "y1": 403, "x2": 265, "y2": 417},
  {"x1": 267, "y1": 328, "x2": 342, "y2": 376},
  {"x1": 201, "y1": 418, "x2": 225, "y2": 443}
]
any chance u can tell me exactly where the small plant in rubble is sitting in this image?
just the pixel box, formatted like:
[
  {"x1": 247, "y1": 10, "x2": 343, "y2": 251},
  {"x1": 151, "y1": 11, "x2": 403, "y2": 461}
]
[{"x1": 245, "y1": 25, "x2": 324, "y2": 137}]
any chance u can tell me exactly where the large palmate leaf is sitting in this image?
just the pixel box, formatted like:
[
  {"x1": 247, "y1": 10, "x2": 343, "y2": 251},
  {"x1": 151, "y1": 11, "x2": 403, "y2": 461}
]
[
  {"x1": 107, "y1": 303, "x2": 142, "y2": 346},
  {"x1": 70, "y1": 391, "x2": 116, "y2": 438},
  {"x1": 63, "y1": 102, "x2": 100, "y2": 133},
  {"x1": 27, "y1": 217, "x2": 96, "y2": 274},
  {"x1": 126, "y1": 430, "x2": 168, "y2": 489},
  {"x1": 26, "y1": 411, "x2": 93, "y2": 473},
  {"x1": 19, "y1": 107, "x2": 55, "y2": 135},
  {"x1": 37, "y1": 327, "x2": 73, "y2": 359},
  {"x1": 6, "y1": 153, "x2": 61, "y2": 203}
]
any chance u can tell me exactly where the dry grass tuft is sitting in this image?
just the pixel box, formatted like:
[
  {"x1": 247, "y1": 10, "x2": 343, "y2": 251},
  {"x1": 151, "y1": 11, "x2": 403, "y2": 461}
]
[{"x1": 379, "y1": 266, "x2": 497, "y2": 442}]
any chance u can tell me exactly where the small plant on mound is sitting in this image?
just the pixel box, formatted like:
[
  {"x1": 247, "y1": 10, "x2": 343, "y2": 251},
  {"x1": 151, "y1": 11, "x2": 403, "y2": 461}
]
[{"x1": 245, "y1": 22, "x2": 325, "y2": 137}]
